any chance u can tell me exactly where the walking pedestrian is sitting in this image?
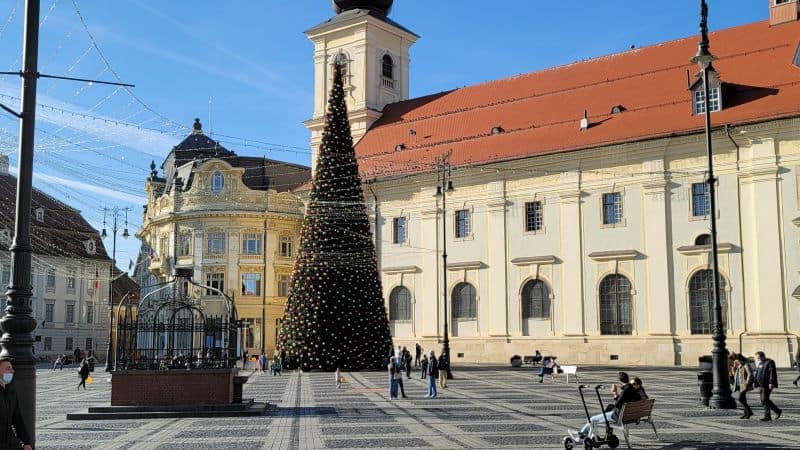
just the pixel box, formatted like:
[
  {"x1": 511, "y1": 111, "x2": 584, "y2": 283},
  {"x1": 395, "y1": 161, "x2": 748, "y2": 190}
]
[
  {"x1": 754, "y1": 351, "x2": 782, "y2": 421},
  {"x1": 403, "y1": 347, "x2": 412, "y2": 379},
  {"x1": 733, "y1": 353, "x2": 754, "y2": 419},
  {"x1": 271, "y1": 355, "x2": 282, "y2": 376},
  {"x1": 438, "y1": 350, "x2": 449, "y2": 389},
  {"x1": 420, "y1": 354, "x2": 428, "y2": 379},
  {"x1": 793, "y1": 348, "x2": 800, "y2": 387},
  {"x1": 0, "y1": 358, "x2": 32, "y2": 450},
  {"x1": 335, "y1": 367, "x2": 344, "y2": 389},
  {"x1": 395, "y1": 355, "x2": 408, "y2": 398},
  {"x1": 414, "y1": 343, "x2": 422, "y2": 368},
  {"x1": 425, "y1": 351, "x2": 438, "y2": 398},
  {"x1": 388, "y1": 357, "x2": 400, "y2": 399},
  {"x1": 77, "y1": 358, "x2": 90, "y2": 390}
]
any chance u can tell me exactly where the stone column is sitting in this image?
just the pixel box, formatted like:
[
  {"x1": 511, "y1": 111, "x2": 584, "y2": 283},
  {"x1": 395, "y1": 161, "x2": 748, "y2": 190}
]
[
  {"x1": 485, "y1": 184, "x2": 509, "y2": 337},
  {"x1": 418, "y1": 208, "x2": 440, "y2": 338},
  {"x1": 641, "y1": 160, "x2": 673, "y2": 336},
  {"x1": 558, "y1": 172, "x2": 585, "y2": 336}
]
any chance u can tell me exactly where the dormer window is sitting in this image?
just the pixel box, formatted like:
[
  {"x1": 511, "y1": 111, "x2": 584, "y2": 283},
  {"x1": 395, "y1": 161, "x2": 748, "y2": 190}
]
[
  {"x1": 694, "y1": 87, "x2": 721, "y2": 114},
  {"x1": 84, "y1": 239, "x2": 96, "y2": 255},
  {"x1": 34, "y1": 207, "x2": 44, "y2": 222},
  {"x1": 211, "y1": 171, "x2": 224, "y2": 193}
]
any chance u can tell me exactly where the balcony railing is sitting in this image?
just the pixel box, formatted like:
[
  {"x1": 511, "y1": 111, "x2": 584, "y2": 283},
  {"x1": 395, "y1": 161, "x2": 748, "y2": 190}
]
[{"x1": 381, "y1": 76, "x2": 395, "y2": 89}]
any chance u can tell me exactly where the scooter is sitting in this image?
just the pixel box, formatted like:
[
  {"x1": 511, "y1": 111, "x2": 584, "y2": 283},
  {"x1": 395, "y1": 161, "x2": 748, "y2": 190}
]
[{"x1": 563, "y1": 384, "x2": 619, "y2": 450}]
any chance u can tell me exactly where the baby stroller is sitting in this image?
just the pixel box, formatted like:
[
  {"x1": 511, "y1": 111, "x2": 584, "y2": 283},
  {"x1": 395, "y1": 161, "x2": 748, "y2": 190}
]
[{"x1": 563, "y1": 384, "x2": 619, "y2": 450}]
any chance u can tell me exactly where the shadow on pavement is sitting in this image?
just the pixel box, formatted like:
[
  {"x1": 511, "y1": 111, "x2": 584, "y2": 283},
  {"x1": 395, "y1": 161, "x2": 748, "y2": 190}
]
[{"x1": 660, "y1": 442, "x2": 791, "y2": 449}]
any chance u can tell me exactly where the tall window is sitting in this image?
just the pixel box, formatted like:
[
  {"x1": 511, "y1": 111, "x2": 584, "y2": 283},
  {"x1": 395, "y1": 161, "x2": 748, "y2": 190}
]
[
  {"x1": 599, "y1": 274, "x2": 633, "y2": 335},
  {"x1": 241, "y1": 273, "x2": 262, "y2": 296},
  {"x1": 455, "y1": 209, "x2": 471, "y2": 238},
  {"x1": 66, "y1": 269, "x2": 76, "y2": 291},
  {"x1": 694, "y1": 87, "x2": 721, "y2": 114},
  {"x1": 521, "y1": 279, "x2": 550, "y2": 319},
  {"x1": 159, "y1": 236, "x2": 169, "y2": 258},
  {"x1": 278, "y1": 274, "x2": 290, "y2": 297},
  {"x1": 46, "y1": 268, "x2": 56, "y2": 292},
  {"x1": 393, "y1": 217, "x2": 407, "y2": 244},
  {"x1": 389, "y1": 286, "x2": 412, "y2": 321},
  {"x1": 382, "y1": 54, "x2": 394, "y2": 79},
  {"x1": 691, "y1": 182, "x2": 711, "y2": 217},
  {"x1": 65, "y1": 304, "x2": 75, "y2": 323},
  {"x1": 179, "y1": 233, "x2": 192, "y2": 256},
  {"x1": 86, "y1": 304, "x2": 94, "y2": 324},
  {"x1": 85, "y1": 337, "x2": 93, "y2": 351},
  {"x1": 689, "y1": 270, "x2": 727, "y2": 335},
  {"x1": 525, "y1": 201, "x2": 543, "y2": 232},
  {"x1": 279, "y1": 236, "x2": 293, "y2": 257},
  {"x1": 602, "y1": 192, "x2": 623, "y2": 225},
  {"x1": 44, "y1": 337, "x2": 52, "y2": 351},
  {"x1": 207, "y1": 232, "x2": 225, "y2": 254},
  {"x1": 452, "y1": 282, "x2": 477, "y2": 320},
  {"x1": 211, "y1": 171, "x2": 224, "y2": 193},
  {"x1": 65, "y1": 337, "x2": 73, "y2": 351},
  {"x1": 205, "y1": 272, "x2": 225, "y2": 295},
  {"x1": 45, "y1": 303, "x2": 54, "y2": 323},
  {"x1": 241, "y1": 233, "x2": 262, "y2": 255}
]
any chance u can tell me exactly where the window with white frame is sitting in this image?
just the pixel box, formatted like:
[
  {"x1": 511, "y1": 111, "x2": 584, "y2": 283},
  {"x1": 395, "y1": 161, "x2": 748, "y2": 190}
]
[
  {"x1": 392, "y1": 217, "x2": 407, "y2": 244},
  {"x1": 178, "y1": 232, "x2": 192, "y2": 256},
  {"x1": 602, "y1": 192, "x2": 623, "y2": 225},
  {"x1": 211, "y1": 171, "x2": 224, "y2": 193},
  {"x1": 241, "y1": 273, "x2": 262, "y2": 296},
  {"x1": 279, "y1": 236, "x2": 293, "y2": 257},
  {"x1": 66, "y1": 269, "x2": 76, "y2": 291},
  {"x1": 691, "y1": 182, "x2": 711, "y2": 217},
  {"x1": 207, "y1": 232, "x2": 225, "y2": 254},
  {"x1": 86, "y1": 304, "x2": 94, "y2": 324},
  {"x1": 278, "y1": 274, "x2": 290, "y2": 297},
  {"x1": 524, "y1": 201, "x2": 543, "y2": 232},
  {"x1": 65, "y1": 304, "x2": 75, "y2": 323},
  {"x1": 34, "y1": 207, "x2": 44, "y2": 222},
  {"x1": 45, "y1": 303, "x2": 54, "y2": 323},
  {"x1": 455, "y1": 209, "x2": 471, "y2": 238},
  {"x1": 694, "y1": 87, "x2": 721, "y2": 114},
  {"x1": 46, "y1": 268, "x2": 56, "y2": 292},
  {"x1": 205, "y1": 272, "x2": 225, "y2": 295},
  {"x1": 241, "y1": 233, "x2": 262, "y2": 255}
]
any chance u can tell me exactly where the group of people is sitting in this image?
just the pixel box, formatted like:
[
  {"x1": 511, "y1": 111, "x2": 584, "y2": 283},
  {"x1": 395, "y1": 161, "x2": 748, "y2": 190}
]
[
  {"x1": 255, "y1": 352, "x2": 284, "y2": 376},
  {"x1": 387, "y1": 345, "x2": 449, "y2": 399},
  {"x1": 574, "y1": 371, "x2": 649, "y2": 439},
  {"x1": 731, "y1": 351, "x2": 783, "y2": 421}
]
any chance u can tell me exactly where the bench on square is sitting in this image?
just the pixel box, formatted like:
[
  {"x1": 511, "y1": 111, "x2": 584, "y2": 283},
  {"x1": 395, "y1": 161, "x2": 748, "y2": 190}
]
[
  {"x1": 522, "y1": 355, "x2": 542, "y2": 366},
  {"x1": 612, "y1": 398, "x2": 659, "y2": 449},
  {"x1": 548, "y1": 365, "x2": 578, "y2": 383}
]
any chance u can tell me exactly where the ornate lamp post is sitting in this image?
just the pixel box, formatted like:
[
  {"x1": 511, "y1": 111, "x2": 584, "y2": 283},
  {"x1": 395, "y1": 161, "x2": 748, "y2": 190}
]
[
  {"x1": 433, "y1": 150, "x2": 454, "y2": 378},
  {"x1": 103, "y1": 207, "x2": 130, "y2": 372},
  {"x1": 690, "y1": 0, "x2": 735, "y2": 409}
]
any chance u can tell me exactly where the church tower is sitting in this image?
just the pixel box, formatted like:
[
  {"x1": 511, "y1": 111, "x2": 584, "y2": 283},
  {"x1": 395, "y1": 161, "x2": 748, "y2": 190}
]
[{"x1": 305, "y1": 0, "x2": 418, "y2": 172}]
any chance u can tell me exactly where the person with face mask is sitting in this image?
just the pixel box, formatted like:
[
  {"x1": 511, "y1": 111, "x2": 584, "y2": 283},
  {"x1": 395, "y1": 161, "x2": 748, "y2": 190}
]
[
  {"x1": 754, "y1": 351, "x2": 782, "y2": 421},
  {"x1": 0, "y1": 357, "x2": 32, "y2": 449}
]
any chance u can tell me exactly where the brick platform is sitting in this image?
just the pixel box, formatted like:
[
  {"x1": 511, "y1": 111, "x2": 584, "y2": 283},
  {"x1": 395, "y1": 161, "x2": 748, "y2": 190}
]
[{"x1": 111, "y1": 369, "x2": 235, "y2": 406}]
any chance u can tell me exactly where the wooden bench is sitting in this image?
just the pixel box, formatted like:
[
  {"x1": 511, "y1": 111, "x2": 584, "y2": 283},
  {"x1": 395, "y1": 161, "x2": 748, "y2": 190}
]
[
  {"x1": 548, "y1": 365, "x2": 578, "y2": 383},
  {"x1": 612, "y1": 398, "x2": 659, "y2": 449},
  {"x1": 522, "y1": 355, "x2": 542, "y2": 365}
]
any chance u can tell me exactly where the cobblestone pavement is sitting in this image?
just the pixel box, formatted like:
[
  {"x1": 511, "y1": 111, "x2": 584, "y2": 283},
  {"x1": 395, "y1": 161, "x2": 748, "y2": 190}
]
[{"x1": 34, "y1": 364, "x2": 799, "y2": 449}]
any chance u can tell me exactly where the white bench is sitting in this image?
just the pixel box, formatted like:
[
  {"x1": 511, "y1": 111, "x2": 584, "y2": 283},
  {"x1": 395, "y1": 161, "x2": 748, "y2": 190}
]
[{"x1": 548, "y1": 365, "x2": 579, "y2": 383}]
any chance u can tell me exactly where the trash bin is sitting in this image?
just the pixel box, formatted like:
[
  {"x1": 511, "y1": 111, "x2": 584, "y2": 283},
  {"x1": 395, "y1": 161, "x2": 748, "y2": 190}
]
[
  {"x1": 233, "y1": 376, "x2": 248, "y2": 404},
  {"x1": 697, "y1": 371, "x2": 713, "y2": 406}
]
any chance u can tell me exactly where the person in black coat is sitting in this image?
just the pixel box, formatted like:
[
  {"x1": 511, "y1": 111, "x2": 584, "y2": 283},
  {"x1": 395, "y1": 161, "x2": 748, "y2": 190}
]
[
  {"x1": 0, "y1": 358, "x2": 32, "y2": 450},
  {"x1": 425, "y1": 351, "x2": 438, "y2": 398},
  {"x1": 754, "y1": 351, "x2": 782, "y2": 421},
  {"x1": 77, "y1": 359, "x2": 90, "y2": 390}
]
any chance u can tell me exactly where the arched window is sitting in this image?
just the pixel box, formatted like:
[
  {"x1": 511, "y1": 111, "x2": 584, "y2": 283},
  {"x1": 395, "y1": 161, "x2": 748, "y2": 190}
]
[
  {"x1": 389, "y1": 286, "x2": 412, "y2": 321},
  {"x1": 211, "y1": 171, "x2": 224, "y2": 193},
  {"x1": 452, "y1": 282, "x2": 477, "y2": 320},
  {"x1": 695, "y1": 234, "x2": 712, "y2": 246},
  {"x1": 599, "y1": 274, "x2": 633, "y2": 335},
  {"x1": 689, "y1": 270, "x2": 727, "y2": 335},
  {"x1": 382, "y1": 54, "x2": 394, "y2": 79},
  {"x1": 521, "y1": 279, "x2": 550, "y2": 319}
]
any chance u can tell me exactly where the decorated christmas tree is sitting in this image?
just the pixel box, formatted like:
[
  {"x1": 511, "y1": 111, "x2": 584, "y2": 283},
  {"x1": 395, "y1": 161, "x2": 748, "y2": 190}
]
[{"x1": 277, "y1": 62, "x2": 393, "y2": 371}]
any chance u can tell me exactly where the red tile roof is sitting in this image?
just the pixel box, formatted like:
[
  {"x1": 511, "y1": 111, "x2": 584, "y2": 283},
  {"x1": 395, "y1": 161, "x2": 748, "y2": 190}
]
[{"x1": 355, "y1": 20, "x2": 800, "y2": 179}]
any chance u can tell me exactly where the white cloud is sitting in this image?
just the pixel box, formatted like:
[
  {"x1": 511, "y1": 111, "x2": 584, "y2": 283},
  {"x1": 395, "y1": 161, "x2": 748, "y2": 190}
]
[{"x1": 9, "y1": 165, "x2": 146, "y2": 204}]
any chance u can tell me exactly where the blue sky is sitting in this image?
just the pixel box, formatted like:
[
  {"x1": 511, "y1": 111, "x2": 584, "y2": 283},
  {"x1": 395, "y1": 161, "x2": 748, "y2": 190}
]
[{"x1": 0, "y1": 0, "x2": 768, "y2": 271}]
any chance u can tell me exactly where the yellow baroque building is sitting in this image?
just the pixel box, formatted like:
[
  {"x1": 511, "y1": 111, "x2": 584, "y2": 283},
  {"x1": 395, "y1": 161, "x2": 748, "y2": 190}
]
[
  {"x1": 138, "y1": 119, "x2": 310, "y2": 356},
  {"x1": 305, "y1": 1, "x2": 800, "y2": 366}
]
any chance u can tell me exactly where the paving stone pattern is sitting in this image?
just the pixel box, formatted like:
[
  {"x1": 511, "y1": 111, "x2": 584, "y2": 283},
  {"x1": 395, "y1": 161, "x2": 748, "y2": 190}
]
[{"x1": 35, "y1": 364, "x2": 800, "y2": 449}]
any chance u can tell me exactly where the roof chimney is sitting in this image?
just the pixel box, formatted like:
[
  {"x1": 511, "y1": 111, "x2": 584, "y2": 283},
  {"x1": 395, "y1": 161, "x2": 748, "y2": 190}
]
[
  {"x1": 580, "y1": 110, "x2": 590, "y2": 131},
  {"x1": 770, "y1": 0, "x2": 800, "y2": 26},
  {"x1": 0, "y1": 154, "x2": 8, "y2": 175}
]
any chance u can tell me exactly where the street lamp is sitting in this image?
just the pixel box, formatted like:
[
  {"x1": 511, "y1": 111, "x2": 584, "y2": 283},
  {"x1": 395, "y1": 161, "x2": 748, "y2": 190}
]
[
  {"x1": 103, "y1": 206, "x2": 130, "y2": 372},
  {"x1": 690, "y1": 0, "x2": 735, "y2": 409},
  {"x1": 433, "y1": 150, "x2": 454, "y2": 379}
]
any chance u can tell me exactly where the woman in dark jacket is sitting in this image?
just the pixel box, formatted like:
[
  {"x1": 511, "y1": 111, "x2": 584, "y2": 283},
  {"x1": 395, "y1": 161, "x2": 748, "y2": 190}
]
[
  {"x1": 0, "y1": 358, "x2": 32, "y2": 449},
  {"x1": 77, "y1": 358, "x2": 90, "y2": 390},
  {"x1": 734, "y1": 353, "x2": 754, "y2": 418}
]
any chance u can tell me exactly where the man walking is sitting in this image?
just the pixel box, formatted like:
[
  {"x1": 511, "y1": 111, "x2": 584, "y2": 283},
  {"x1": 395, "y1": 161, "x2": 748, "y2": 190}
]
[
  {"x1": 403, "y1": 347, "x2": 412, "y2": 379},
  {"x1": 414, "y1": 343, "x2": 422, "y2": 368},
  {"x1": 395, "y1": 354, "x2": 408, "y2": 398},
  {"x1": 754, "y1": 351, "x2": 782, "y2": 421},
  {"x1": 425, "y1": 351, "x2": 438, "y2": 398}
]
